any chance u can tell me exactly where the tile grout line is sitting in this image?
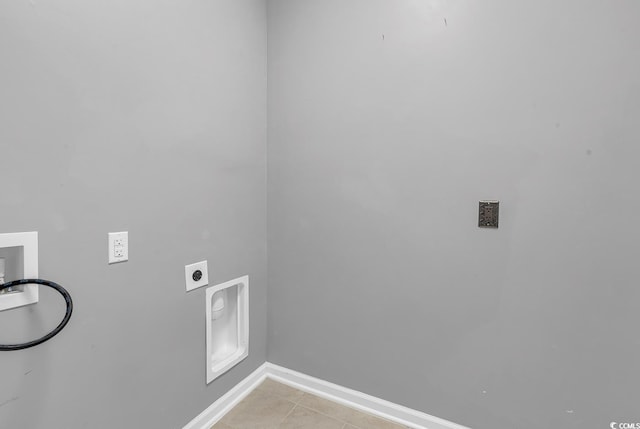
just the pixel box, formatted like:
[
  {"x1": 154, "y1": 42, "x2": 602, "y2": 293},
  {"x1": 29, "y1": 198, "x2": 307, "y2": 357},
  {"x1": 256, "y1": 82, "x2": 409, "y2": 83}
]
[
  {"x1": 261, "y1": 383, "x2": 305, "y2": 405},
  {"x1": 271, "y1": 387, "x2": 351, "y2": 428},
  {"x1": 293, "y1": 392, "x2": 305, "y2": 405},
  {"x1": 275, "y1": 400, "x2": 300, "y2": 428},
  {"x1": 295, "y1": 400, "x2": 361, "y2": 429},
  {"x1": 251, "y1": 383, "x2": 302, "y2": 428},
  {"x1": 226, "y1": 383, "x2": 403, "y2": 429},
  {"x1": 220, "y1": 386, "x2": 298, "y2": 429},
  {"x1": 296, "y1": 392, "x2": 407, "y2": 429}
]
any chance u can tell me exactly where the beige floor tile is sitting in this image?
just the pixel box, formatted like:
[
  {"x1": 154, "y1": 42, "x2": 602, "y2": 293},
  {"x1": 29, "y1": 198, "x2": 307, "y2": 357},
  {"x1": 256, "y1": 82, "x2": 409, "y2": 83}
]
[
  {"x1": 256, "y1": 378, "x2": 305, "y2": 403},
  {"x1": 341, "y1": 411, "x2": 408, "y2": 429},
  {"x1": 220, "y1": 389, "x2": 295, "y2": 429},
  {"x1": 297, "y1": 394, "x2": 355, "y2": 422},
  {"x1": 279, "y1": 405, "x2": 344, "y2": 429},
  {"x1": 210, "y1": 422, "x2": 233, "y2": 429},
  {"x1": 298, "y1": 393, "x2": 407, "y2": 429}
]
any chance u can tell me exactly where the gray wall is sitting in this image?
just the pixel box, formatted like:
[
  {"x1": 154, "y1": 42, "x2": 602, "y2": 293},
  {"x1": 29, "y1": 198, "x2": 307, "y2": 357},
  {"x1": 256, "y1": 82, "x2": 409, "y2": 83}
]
[
  {"x1": 0, "y1": 1, "x2": 266, "y2": 428},
  {"x1": 267, "y1": 1, "x2": 640, "y2": 428}
]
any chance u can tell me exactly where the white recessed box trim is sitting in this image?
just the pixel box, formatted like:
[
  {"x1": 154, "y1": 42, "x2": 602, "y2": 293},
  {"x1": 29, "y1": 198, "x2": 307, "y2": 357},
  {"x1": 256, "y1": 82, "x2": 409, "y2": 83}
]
[
  {"x1": 0, "y1": 231, "x2": 39, "y2": 312},
  {"x1": 206, "y1": 275, "x2": 249, "y2": 384}
]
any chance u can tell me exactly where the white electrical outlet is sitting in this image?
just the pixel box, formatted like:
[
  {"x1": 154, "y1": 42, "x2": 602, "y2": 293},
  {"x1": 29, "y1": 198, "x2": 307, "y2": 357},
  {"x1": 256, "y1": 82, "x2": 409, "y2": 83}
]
[{"x1": 108, "y1": 232, "x2": 128, "y2": 264}]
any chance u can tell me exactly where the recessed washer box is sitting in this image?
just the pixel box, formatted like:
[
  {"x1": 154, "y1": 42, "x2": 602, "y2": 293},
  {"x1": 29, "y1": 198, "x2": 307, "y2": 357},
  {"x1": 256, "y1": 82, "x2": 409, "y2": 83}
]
[
  {"x1": 206, "y1": 275, "x2": 249, "y2": 384},
  {"x1": 0, "y1": 232, "x2": 38, "y2": 312}
]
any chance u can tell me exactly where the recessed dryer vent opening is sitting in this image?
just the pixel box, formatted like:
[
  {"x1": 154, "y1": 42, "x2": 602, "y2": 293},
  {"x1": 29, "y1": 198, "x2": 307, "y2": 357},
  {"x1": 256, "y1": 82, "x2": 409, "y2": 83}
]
[{"x1": 205, "y1": 275, "x2": 249, "y2": 384}]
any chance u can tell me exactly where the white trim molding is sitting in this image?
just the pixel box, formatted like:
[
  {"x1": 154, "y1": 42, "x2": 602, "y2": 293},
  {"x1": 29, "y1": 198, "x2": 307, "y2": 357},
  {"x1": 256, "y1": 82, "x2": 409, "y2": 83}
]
[
  {"x1": 182, "y1": 362, "x2": 470, "y2": 429},
  {"x1": 265, "y1": 363, "x2": 469, "y2": 429},
  {"x1": 182, "y1": 363, "x2": 269, "y2": 429}
]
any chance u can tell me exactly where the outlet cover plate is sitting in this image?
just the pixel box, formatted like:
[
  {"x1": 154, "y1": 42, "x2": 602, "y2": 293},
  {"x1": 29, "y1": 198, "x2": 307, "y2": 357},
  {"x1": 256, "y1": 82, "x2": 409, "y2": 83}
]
[
  {"x1": 479, "y1": 201, "x2": 499, "y2": 228},
  {"x1": 108, "y1": 232, "x2": 128, "y2": 264},
  {"x1": 185, "y1": 260, "x2": 209, "y2": 291}
]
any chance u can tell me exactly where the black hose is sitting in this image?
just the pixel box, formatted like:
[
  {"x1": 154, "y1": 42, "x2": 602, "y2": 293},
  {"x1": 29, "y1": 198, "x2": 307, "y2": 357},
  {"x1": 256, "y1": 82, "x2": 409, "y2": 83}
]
[{"x1": 0, "y1": 279, "x2": 73, "y2": 351}]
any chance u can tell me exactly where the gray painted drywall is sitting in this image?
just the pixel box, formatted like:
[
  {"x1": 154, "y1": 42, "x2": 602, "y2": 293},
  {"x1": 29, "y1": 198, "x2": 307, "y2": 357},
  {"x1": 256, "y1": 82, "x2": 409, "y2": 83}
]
[
  {"x1": 267, "y1": 1, "x2": 640, "y2": 428},
  {"x1": 0, "y1": 1, "x2": 266, "y2": 428}
]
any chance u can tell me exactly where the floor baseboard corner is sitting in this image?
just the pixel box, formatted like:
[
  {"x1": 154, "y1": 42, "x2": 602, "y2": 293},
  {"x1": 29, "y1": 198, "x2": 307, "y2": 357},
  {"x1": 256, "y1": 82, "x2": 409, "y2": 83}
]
[
  {"x1": 182, "y1": 362, "x2": 269, "y2": 429},
  {"x1": 265, "y1": 363, "x2": 469, "y2": 429},
  {"x1": 182, "y1": 361, "x2": 469, "y2": 429}
]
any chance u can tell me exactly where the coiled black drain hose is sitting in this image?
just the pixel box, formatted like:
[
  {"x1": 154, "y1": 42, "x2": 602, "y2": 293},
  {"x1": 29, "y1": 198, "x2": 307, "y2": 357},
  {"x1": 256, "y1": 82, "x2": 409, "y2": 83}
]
[{"x1": 0, "y1": 279, "x2": 73, "y2": 351}]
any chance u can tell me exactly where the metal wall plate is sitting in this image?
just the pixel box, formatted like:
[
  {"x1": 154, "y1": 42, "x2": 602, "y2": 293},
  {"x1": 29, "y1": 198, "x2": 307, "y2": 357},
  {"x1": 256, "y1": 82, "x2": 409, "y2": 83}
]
[{"x1": 479, "y1": 201, "x2": 499, "y2": 228}]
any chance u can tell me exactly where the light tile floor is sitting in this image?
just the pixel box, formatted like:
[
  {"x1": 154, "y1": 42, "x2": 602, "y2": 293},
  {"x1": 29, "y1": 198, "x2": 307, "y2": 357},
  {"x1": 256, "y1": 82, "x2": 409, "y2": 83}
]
[{"x1": 212, "y1": 379, "x2": 410, "y2": 429}]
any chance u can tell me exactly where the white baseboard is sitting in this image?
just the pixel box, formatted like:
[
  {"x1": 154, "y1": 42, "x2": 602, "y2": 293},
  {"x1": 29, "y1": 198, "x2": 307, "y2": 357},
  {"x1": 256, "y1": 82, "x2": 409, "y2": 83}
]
[
  {"x1": 182, "y1": 362, "x2": 269, "y2": 429},
  {"x1": 182, "y1": 362, "x2": 469, "y2": 429},
  {"x1": 265, "y1": 363, "x2": 469, "y2": 429}
]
